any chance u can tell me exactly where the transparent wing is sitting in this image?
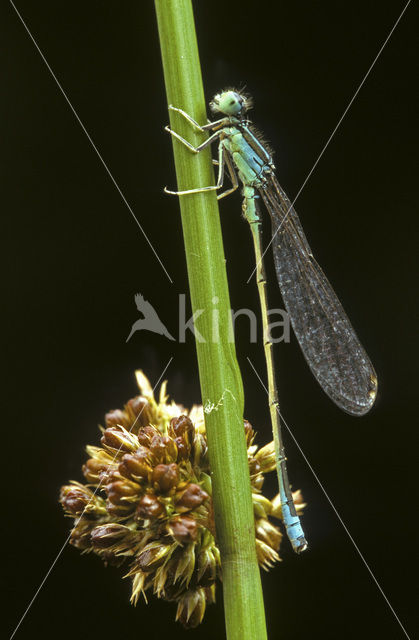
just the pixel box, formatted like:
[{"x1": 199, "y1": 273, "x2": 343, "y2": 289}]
[{"x1": 260, "y1": 175, "x2": 377, "y2": 416}]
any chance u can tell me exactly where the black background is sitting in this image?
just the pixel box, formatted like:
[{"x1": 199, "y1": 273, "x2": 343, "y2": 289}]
[{"x1": 3, "y1": 1, "x2": 417, "y2": 639}]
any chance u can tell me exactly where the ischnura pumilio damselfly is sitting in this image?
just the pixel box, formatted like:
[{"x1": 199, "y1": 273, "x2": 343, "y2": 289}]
[{"x1": 165, "y1": 89, "x2": 377, "y2": 553}]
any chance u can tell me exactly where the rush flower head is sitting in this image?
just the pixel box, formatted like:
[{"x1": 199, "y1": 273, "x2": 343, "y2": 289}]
[{"x1": 60, "y1": 370, "x2": 304, "y2": 627}]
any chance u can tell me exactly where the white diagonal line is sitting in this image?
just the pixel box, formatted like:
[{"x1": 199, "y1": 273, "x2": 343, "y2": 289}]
[
  {"x1": 9, "y1": 357, "x2": 173, "y2": 639},
  {"x1": 247, "y1": 0, "x2": 411, "y2": 283},
  {"x1": 10, "y1": 0, "x2": 173, "y2": 284},
  {"x1": 247, "y1": 356, "x2": 411, "y2": 639}
]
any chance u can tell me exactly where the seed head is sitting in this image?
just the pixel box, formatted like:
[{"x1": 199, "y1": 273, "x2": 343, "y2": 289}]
[{"x1": 60, "y1": 370, "x2": 305, "y2": 626}]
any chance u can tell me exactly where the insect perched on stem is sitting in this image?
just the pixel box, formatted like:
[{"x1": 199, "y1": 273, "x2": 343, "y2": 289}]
[{"x1": 165, "y1": 89, "x2": 377, "y2": 553}]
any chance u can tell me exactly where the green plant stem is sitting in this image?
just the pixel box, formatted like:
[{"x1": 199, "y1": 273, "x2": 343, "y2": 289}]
[{"x1": 154, "y1": 2, "x2": 267, "y2": 638}]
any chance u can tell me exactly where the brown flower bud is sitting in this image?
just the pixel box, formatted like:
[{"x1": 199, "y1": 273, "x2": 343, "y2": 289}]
[
  {"x1": 196, "y1": 547, "x2": 218, "y2": 586},
  {"x1": 169, "y1": 515, "x2": 198, "y2": 543},
  {"x1": 152, "y1": 463, "x2": 179, "y2": 493},
  {"x1": 82, "y1": 457, "x2": 111, "y2": 483},
  {"x1": 137, "y1": 425, "x2": 160, "y2": 447},
  {"x1": 204, "y1": 584, "x2": 216, "y2": 605},
  {"x1": 176, "y1": 588, "x2": 206, "y2": 628},
  {"x1": 244, "y1": 419, "x2": 255, "y2": 445},
  {"x1": 164, "y1": 436, "x2": 178, "y2": 462},
  {"x1": 169, "y1": 415, "x2": 194, "y2": 443},
  {"x1": 176, "y1": 483, "x2": 209, "y2": 512},
  {"x1": 136, "y1": 493, "x2": 164, "y2": 519},
  {"x1": 106, "y1": 502, "x2": 132, "y2": 517},
  {"x1": 175, "y1": 436, "x2": 190, "y2": 460},
  {"x1": 101, "y1": 426, "x2": 138, "y2": 453},
  {"x1": 192, "y1": 433, "x2": 208, "y2": 466},
  {"x1": 149, "y1": 434, "x2": 168, "y2": 461},
  {"x1": 105, "y1": 409, "x2": 130, "y2": 429},
  {"x1": 103, "y1": 468, "x2": 124, "y2": 485},
  {"x1": 60, "y1": 485, "x2": 93, "y2": 515},
  {"x1": 106, "y1": 480, "x2": 139, "y2": 505},
  {"x1": 91, "y1": 523, "x2": 129, "y2": 549},
  {"x1": 125, "y1": 396, "x2": 150, "y2": 430},
  {"x1": 118, "y1": 448, "x2": 153, "y2": 481},
  {"x1": 135, "y1": 543, "x2": 171, "y2": 571}
]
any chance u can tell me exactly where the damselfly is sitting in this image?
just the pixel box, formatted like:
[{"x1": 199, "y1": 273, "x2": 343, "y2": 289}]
[{"x1": 165, "y1": 89, "x2": 377, "y2": 553}]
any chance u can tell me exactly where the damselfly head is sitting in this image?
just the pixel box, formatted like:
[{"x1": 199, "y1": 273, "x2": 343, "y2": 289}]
[{"x1": 209, "y1": 90, "x2": 252, "y2": 117}]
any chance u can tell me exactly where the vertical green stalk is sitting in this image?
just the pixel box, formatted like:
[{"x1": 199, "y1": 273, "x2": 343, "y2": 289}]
[{"x1": 154, "y1": 1, "x2": 267, "y2": 638}]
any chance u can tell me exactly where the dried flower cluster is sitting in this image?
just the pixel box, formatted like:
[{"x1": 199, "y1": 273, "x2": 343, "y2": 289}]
[{"x1": 60, "y1": 371, "x2": 304, "y2": 627}]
